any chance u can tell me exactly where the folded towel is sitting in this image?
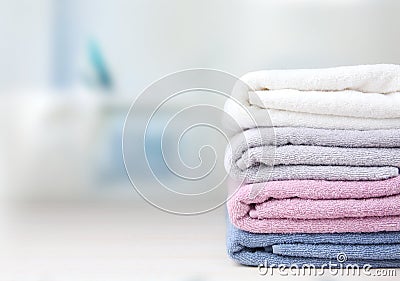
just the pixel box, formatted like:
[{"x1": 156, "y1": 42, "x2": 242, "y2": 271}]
[
  {"x1": 225, "y1": 127, "x2": 400, "y2": 183},
  {"x1": 229, "y1": 145, "x2": 400, "y2": 170},
  {"x1": 227, "y1": 221, "x2": 400, "y2": 267},
  {"x1": 239, "y1": 64, "x2": 400, "y2": 94},
  {"x1": 229, "y1": 127, "x2": 400, "y2": 151},
  {"x1": 248, "y1": 89, "x2": 400, "y2": 119},
  {"x1": 226, "y1": 127, "x2": 400, "y2": 178},
  {"x1": 224, "y1": 64, "x2": 400, "y2": 133},
  {"x1": 229, "y1": 164, "x2": 399, "y2": 183},
  {"x1": 248, "y1": 195, "x2": 400, "y2": 220},
  {"x1": 274, "y1": 244, "x2": 400, "y2": 260},
  {"x1": 229, "y1": 176, "x2": 400, "y2": 201},
  {"x1": 227, "y1": 180, "x2": 400, "y2": 233},
  {"x1": 225, "y1": 109, "x2": 400, "y2": 133}
]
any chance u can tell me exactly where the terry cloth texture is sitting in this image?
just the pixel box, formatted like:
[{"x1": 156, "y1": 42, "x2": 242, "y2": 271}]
[
  {"x1": 238, "y1": 64, "x2": 400, "y2": 94},
  {"x1": 227, "y1": 221, "x2": 400, "y2": 267},
  {"x1": 229, "y1": 164, "x2": 399, "y2": 183},
  {"x1": 223, "y1": 64, "x2": 400, "y2": 133},
  {"x1": 228, "y1": 127, "x2": 400, "y2": 151},
  {"x1": 224, "y1": 64, "x2": 400, "y2": 268},
  {"x1": 227, "y1": 176, "x2": 400, "y2": 201},
  {"x1": 227, "y1": 145, "x2": 400, "y2": 170},
  {"x1": 225, "y1": 127, "x2": 400, "y2": 183},
  {"x1": 227, "y1": 179, "x2": 400, "y2": 234}
]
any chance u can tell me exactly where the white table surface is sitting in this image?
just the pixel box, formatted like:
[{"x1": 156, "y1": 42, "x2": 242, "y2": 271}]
[{"x1": 1, "y1": 200, "x2": 399, "y2": 281}]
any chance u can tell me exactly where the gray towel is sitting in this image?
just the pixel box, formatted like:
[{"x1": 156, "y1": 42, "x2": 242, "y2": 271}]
[
  {"x1": 236, "y1": 146, "x2": 400, "y2": 169},
  {"x1": 233, "y1": 165, "x2": 399, "y2": 183},
  {"x1": 228, "y1": 127, "x2": 400, "y2": 149},
  {"x1": 225, "y1": 127, "x2": 400, "y2": 183}
]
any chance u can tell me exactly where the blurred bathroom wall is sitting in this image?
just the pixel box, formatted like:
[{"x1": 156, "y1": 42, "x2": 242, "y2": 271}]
[
  {"x1": 2, "y1": 0, "x2": 400, "y2": 93},
  {"x1": 0, "y1": 0, "x2": 52, "y2": 90},
  {"x1": 1, "y1": 0, "x2": 400, "y2": 203}
]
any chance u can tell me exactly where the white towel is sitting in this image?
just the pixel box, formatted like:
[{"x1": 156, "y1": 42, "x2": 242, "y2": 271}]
[
  {"x1": 224, "y1": 64, "x2": 400, "y2": 133},
  {"x1": 241, "y1": 64, "x2": 400, "y2": 93}
]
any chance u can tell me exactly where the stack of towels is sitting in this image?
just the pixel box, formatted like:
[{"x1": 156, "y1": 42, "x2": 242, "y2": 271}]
[{"x1": 224, "y1": 64, "x2": 400, "y2": 268}]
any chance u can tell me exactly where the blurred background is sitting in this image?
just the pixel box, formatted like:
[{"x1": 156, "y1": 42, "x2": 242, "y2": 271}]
[{"x1": 1, "y1": 0, "x2": 400, "y2": 280}]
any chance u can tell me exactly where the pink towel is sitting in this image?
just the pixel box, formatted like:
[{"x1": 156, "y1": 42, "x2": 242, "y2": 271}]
[
  {"x1": 228, "y1": 176, "x2": 400, "y2": 234},
  {"x1": 249, "y1": 195, "x2": 400, "y2": 219}
]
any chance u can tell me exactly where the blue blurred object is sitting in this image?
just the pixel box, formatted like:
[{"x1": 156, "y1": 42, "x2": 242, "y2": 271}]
[{"x1": 88, "y1": 39, "x2": 113, "y2": 90}]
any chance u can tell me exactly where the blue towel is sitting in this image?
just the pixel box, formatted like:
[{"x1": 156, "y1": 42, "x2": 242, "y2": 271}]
[{"x1": 227, "y1": 221, "x2": 400, "y2": 268}]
